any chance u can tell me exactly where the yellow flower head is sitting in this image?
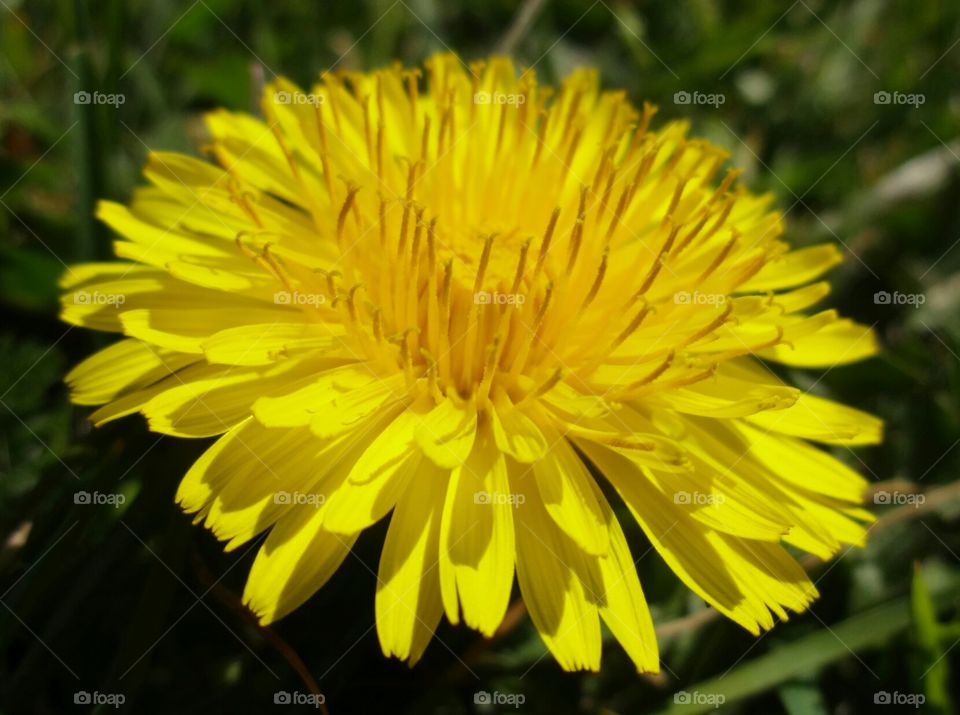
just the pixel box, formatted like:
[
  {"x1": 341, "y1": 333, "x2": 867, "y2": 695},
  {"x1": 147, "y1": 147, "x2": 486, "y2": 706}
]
[{"x1": 61, "y1": 54, "x2": 882, "y2": 672}]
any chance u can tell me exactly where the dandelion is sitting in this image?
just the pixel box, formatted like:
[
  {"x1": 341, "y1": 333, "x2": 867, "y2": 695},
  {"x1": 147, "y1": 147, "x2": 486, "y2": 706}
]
[{"x1": 61, "y1": 54, "x2": 881, "y2": 671}]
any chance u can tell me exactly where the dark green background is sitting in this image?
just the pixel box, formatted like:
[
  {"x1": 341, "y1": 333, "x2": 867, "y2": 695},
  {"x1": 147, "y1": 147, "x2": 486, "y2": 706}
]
[{"x1": 2, "y1": 1, "x2": 959, "y2": 713}]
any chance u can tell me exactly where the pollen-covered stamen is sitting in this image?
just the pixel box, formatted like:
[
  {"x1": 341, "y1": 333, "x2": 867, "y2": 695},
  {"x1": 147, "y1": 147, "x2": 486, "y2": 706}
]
[
  {"x1": 371, "y1": 307, "x2": 384, "y2": 343},
  {"x1": 424, "y1": 219, "x2": 441, "y2": 364},
  {"x1": 565, "y1": 186, "x2": 589, "y2": 276},
  {"x1": 696, "y1": 231, "x2": 740, "y2": 283},
  {"x1": 228, "y1": 186, "x2": 265, "y2": 229},
  {"x1": 476, "y1": 335, "x2": 504, "y2": 405},
  {"x1": 611, "y1": 302, "x2": 654, "y2": 351},
  {"x1": 533, "y1": 208, "x2": 560, "y2": 281},
  {"x1": 579, "y1": 247, "x2": 609, "y2": 312},
  {"x1": 321, "y1": 72, "x2": 344, "y2": 132},
  {"x1": 506, "y1": 281, "x2": 553, "y2": 382},
  {"x1": 459, "y1": 233, "x2": 496, "y2": 390},
  {"x1": 259, "y1": 245, "x2": 299, "y2": 298},
  {"x1": 313, "y1": 103, "x2": 336, "y2": 202},
  {"x1": 597, "y1": 166, "x2": 618, "y2": 224},
  {"x1": 336, "y1": 184, "x2": 360, "y2": 245},
  {"x1": 404, "y1": 68, "x2": 421, "y2": 125},
  {"x1": 633, "y1": 223, "x2": 680, "y2": 298},
  {"x1": 284, "y1": 57, "x2": 800, "y2": 407},
  {"x1": 516, "y1": 366, "x2": 563, "y2": 407},
  {"x1": 419, "y1": 347, "x2": 445, "y2": 403},
  {"x1": 604, "y1": 350, "x2": 676, "y2": 400},
  {"x1": 378, "y1": 194, "x2": 388, "y2": 248}
]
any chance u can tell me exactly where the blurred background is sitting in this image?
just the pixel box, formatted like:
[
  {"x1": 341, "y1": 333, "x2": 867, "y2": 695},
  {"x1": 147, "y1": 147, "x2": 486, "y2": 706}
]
[{"x1": 2, "y1": 0, "x2": 960, "y2": 712}]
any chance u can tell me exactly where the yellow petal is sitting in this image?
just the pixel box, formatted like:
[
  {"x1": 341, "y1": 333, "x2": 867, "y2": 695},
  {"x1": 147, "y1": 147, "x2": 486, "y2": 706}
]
[
  {"x1": 165, "y1": 258, "x2": 275, "y2": 295},
  {"x1": 490, "y1": 399, "x2": 548, "y2": 462},
  {"x1": 175, "y1": 417, "x2": 254, "y2": 514},
  {"x1": 771, "y1": 281, "x2": 831, "y2": 313},
  {"x1": 759, "y1": 319, "x2": 878, "y2": 367},
  {"x1": 540, "y1": 381, "x2": 610, "y2": 420},
  {"x1": 140, "y1": 358, "x2": 323, "y2": 437},
  {"x1": 580, "y1": 440, "x2": 816, "y2": 634},
  {"x1": 737, "y1": 423, "x2": 868, "y2": 503},
  {"x1": 86, "y1": 361, "x2": 227, "y2": 427},
  {"x1": 252, "y1": 364, "x2": 403, "y2": 436},
  {"x1": 178, "y1": 421, "x2": 325, "y2": 546},
  {"x1": 529, "y1": 427, "x2": 608, "y2": 556},
  {"x1": 740, "y1": 244, "x2": 842, "y2": 292},
  {"x1": 205, "y1": 110, "x2": 314, "y2": 207},
  {"x1": 778, "y1": 492, "x2": 870, "y2": 559},
  {"x1": 709, "y1": 535, "x2": 818, "y2": 629},
  {"x1": 511, "y1": 465, "x2": 601, "y2": 671},
  {"x1": 376, "y1": 461, "x2": 447, "y2": 665},
  {"x1": 438, "y1": 425, "x2": 514, "y2": 634},
  {"x1": 203, "y1": 411, "x2": 396, "y2": 550},
  {"x1": 585, "y1": 478, "x2": 659, "y2": 673},
  {"x1": 654, "y1": 377, "x2": 799, "y2": 418},
  {"x1": 746, "y1": 392, "x2": 883, "y2": 445},
  {"x1": 96, "y1": 200, "x2": 232, "y2": 265},
  {"x1": 309, "y1": 377, "x2": 406, "y2": 439},
  {"x1": 323, "y1": 409, "x2": 423, "y2": 534},
  {"x1": 652, "y1": 418, "x2": 799, "y2": 541},
  {"x1": 59, "y1": 262, "x2": 153, "y2": 290},
  {"x1": 66, "y1": 339, "x2": 196, "y2": 405},
  {"x1": 243, "y1": 509, "x2": 358, "y2": 624},
  {"x1": 415, "y1": 398, "x2": 478, "y2": 468},
  {"x1": 202, "y1": 322, "x2": 353, "y2": 366},
  {"x1": 118, "y1": 304, "x2": 302, "y2": 353}
]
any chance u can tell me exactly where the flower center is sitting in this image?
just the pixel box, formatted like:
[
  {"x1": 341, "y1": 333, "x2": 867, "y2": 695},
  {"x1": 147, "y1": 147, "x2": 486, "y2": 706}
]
[{"x1": 231, "y1": 56, "x2": 771, "y2": 408}]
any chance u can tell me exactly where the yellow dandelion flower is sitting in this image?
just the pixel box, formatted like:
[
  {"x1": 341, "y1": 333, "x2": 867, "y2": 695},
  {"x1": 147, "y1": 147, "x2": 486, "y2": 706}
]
[{"x1": 61, "y1": 53, "x2": 882, "y2": 672}]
